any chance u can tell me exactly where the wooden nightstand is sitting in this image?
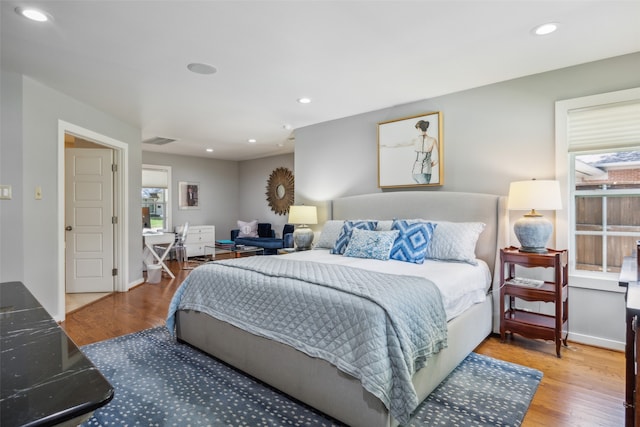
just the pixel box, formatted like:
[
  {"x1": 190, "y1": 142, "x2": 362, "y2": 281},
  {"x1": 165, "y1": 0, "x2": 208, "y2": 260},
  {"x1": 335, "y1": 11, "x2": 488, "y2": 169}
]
[{"x1": 499, "y1": 246, "x2": 569, "y2": 357}]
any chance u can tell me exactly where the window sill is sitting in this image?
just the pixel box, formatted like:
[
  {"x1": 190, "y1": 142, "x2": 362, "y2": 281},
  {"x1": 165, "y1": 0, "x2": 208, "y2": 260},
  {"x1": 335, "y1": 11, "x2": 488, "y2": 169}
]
[{"x1": 569, "y1": 273, "x2": 627, "y2": 293}]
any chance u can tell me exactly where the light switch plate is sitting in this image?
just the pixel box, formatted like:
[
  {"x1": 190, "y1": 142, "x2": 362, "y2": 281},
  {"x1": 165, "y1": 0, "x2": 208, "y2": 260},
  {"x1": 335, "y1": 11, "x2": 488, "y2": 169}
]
[{"x1": 0, "y1": 185, "x2": 11, "y2": 200}]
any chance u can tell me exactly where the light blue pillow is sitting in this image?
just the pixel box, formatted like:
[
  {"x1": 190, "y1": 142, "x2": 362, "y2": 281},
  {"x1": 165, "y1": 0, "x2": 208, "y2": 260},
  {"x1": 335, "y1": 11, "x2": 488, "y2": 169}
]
[
  {"x1": 389, "y1": 220, "x2": 436, "y2": 264},
  {"x1": 330, "y1": 220, "x2": 378, "y2": 255},
  {"x1": 424, "y1": 221, "x2": 485, "y2": 265},
  {"x1": 343, "y1": 229, "x2": 399, "y2": 260}
]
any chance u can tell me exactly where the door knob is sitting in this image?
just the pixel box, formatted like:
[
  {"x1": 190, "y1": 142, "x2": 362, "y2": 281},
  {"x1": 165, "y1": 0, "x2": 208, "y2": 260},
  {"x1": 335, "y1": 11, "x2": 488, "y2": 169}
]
[{"x1": 65, "y1": 226, "x2": 72, "y2": 231}]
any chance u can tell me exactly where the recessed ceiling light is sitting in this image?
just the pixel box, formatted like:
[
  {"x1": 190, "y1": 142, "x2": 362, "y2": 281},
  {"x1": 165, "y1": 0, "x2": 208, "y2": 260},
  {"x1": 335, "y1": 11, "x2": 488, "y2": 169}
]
[
  {"x1": 297, "y1": 97, "x2": 312, "y2": 104},
  {"x1": 533, "y1": 22, "x2": 558, "y2": 36},
  {"x1": 15, "y1": 7, "x2": 51, "y2": 22},
  {"x1": 187, "y1": 63, "x2": 217, "y2": 75},
  {"x1": 206, "y1": 148, "x2": 214, "y2": 153},
  {"x1": 248, "y1": 139, "x2": 257, "y2": 144}
]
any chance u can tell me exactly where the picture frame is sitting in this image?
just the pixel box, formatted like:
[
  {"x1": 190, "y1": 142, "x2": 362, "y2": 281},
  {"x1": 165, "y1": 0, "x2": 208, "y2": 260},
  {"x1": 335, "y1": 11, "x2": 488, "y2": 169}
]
[
  {"x1": 178, "y1": 181, "x2": 199, "y2": 210},
  {"x1": 378, "y1": 111, "x2": 443, "y2": 188}
]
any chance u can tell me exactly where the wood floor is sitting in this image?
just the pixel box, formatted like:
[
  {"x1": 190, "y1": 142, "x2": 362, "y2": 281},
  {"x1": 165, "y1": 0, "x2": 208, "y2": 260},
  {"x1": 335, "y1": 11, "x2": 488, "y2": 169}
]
[{"x1": 60, "y1": 260, "x2": 625, "y2": 427}]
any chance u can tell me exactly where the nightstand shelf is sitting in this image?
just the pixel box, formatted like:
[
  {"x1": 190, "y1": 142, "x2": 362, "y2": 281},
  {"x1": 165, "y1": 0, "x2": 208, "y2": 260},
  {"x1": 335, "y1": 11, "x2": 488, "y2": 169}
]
[{"x1": 500, "y1": 246, "x2": 569, "y2": 357}]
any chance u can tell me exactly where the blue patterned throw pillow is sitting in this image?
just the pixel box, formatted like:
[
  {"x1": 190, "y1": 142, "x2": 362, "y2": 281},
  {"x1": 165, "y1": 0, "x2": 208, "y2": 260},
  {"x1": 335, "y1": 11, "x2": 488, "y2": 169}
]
[
  {"x1": 330, "y1": 220, "x2": 378, "y2": 255},
  {"x1": 343, "y1": 229, "x2": 400, "y2": 260},
  {"x1": 390, "y1": 220, "x2": 436, "y2": 264}
]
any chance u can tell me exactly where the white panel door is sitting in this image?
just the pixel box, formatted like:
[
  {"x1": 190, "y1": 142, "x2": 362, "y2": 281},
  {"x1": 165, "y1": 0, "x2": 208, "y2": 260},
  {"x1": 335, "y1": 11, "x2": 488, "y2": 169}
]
[{"x1": 65, "y1": 148, "x2": 114, "y2": 293}]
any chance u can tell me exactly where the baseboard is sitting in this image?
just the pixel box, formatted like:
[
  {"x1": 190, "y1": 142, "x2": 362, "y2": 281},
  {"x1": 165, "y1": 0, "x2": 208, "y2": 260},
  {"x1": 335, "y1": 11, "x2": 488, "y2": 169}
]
[
  {"x1": 128, "y1": 278, "x2": 144, "y2": 291},
  {"x1": 487, "y1": 328, "x2": 624, "y2": 352},
  {"x1": 567, "y1": 331, "x2": 624, "y2": 352}
]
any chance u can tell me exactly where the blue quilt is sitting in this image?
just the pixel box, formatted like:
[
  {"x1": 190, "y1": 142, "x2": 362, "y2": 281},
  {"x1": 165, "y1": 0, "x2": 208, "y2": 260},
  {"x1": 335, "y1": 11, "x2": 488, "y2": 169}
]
[{"x1": 167, "y1": 256, "x2": 447, "y2": 423}]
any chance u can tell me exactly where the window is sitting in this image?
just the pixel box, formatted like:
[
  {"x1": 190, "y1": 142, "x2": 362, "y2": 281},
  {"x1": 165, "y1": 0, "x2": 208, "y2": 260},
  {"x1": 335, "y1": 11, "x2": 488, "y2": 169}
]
[
  {"x1": 573, "y1": 150, "x2": 640, "y2": 274},
  {"x1": 142, "y1": 165, "x2": 172, "y2": 231},
  {"x1": 556, "y1": 88, "x2": 640, "y2": 289}
]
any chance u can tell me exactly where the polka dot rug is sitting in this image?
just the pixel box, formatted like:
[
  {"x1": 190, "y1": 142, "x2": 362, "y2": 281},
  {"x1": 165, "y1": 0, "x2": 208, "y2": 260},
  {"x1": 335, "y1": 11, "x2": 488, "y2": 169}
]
[{"x1": 80, "y1": 327, "x2": 541, "y2": 427}]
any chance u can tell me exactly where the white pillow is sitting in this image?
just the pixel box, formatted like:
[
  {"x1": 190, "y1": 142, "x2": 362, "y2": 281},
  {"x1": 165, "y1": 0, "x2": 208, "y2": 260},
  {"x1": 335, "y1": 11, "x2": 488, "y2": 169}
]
[
  {"x1": 237, "y1": 220, "x2": 259, "y2": 238},
  {"x1": 314, "y1": 220, "x2": 345, "y2": 249},
  {"x1": 424, "y1": 221, "x2": 486, "y2": 265},
  {"x1": 375, "y1": 220, "x2": 394, "y2": 231}
]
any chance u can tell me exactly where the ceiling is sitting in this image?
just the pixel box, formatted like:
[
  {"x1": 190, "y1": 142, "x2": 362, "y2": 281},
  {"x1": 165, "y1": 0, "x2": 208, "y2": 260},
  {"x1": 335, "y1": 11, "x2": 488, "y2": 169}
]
[{"x1": 2, "y1": 1, "x2": 639, "y2": 161}]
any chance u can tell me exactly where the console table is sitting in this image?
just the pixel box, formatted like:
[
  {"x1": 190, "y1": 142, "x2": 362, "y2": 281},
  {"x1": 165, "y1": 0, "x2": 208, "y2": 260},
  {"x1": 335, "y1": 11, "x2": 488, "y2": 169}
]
[
  {"x1": 622, "y1": 243, "x2": 640, "y2": 427},
  {"x1": 0, "y1": 281, "x2": 114, "y2": 426}
]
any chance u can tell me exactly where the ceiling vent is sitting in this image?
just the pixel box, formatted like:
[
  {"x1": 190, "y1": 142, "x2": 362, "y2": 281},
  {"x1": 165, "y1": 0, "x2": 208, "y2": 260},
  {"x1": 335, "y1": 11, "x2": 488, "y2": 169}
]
[{"x1": 143, "y1": 137, "x2": 176, "y2": 145}]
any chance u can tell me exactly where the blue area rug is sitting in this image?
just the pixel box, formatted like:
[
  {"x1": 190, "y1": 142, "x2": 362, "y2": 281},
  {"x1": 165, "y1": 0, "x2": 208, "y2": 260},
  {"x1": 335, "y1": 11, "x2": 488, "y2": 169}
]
[{"x1": 80, "y1": 327, "x2": 541, "y2": 426}]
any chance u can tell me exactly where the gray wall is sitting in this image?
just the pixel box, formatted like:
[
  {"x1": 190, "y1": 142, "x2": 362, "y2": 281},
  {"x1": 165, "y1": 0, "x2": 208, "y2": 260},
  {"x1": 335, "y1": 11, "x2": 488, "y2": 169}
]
[
  {"x1": 238, "y1": 153, "x2": 295, "y2": 238},
  {"x1": 0, "y1": 75, "x2": 141, "y2": 321},
  {"x1": 2, "y1": 49, "x2": 639, "y2": 345},
  {"x1": 141, "y1": 151, "x2": 241, "y2": 242},
  {"x1": 140, "y1": 152, "x2": 295, "y2": 242},
  {"x1": 296, "y1": 53, "x2": 640, "y2": 202},
  {"x1": 1, "y1": 69, "x2": 284, "y2": 322},
  {"x1": 139, "y1": 151, "x2": 294, "y2": 241},
  {"x1": 294, "y1": 52, "x2": 640, "y2": 349}
]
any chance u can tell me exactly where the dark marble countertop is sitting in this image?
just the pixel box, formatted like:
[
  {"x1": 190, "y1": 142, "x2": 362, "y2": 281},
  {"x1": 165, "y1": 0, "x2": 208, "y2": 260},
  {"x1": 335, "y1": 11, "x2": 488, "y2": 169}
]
[{"x1": 1, "y1": 281, "x2": 113, "y2": 427}]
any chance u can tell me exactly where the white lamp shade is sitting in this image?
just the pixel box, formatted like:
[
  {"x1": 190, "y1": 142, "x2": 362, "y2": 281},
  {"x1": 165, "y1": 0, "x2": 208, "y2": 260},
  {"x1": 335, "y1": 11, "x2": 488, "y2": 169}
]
[
  {"x1": 288, "y1": 205, "x2": 318, "y2": 225},
  {"x1": 507, "y1": 180, "x2": 562, "y2": 211}
]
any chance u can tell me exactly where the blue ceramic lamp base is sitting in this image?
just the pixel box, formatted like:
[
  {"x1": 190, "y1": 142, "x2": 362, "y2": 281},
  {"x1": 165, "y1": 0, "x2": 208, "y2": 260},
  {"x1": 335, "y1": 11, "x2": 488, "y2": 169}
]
[
  {"x1": 293, "y1": 225, "x2": 314, "y2": 251},
  {"x1": 514, "y1": 214, "x2": 552, "y2": 254}
]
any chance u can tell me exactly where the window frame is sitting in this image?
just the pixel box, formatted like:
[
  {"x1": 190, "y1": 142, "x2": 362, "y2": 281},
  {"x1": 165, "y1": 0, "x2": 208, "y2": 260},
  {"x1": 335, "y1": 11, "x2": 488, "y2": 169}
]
[
  {"x1": 555, "y1": 87, "x2": 640, "y2": 292},
  {"x1": 142, "y1": 164, "x2": 172, "y2": 232}
]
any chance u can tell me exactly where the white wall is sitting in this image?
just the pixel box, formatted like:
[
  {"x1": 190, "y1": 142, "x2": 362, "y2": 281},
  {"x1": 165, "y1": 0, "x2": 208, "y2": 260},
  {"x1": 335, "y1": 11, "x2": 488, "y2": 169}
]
[
  {"x1": 141, "y1": 151, "x2": 241, "y2": 242},
  {"x1": 0, "y1": 70, "x2": 24, "y2": 283},
  {"x1": 1, "y1": 75, "x2": 141, "y2": 320},
  {"x1": 294, "y1": 52, "x2": 640, "y2": 350},
  {"x1": 238, "y1": 153, "x2": 295, "y2": 238}
]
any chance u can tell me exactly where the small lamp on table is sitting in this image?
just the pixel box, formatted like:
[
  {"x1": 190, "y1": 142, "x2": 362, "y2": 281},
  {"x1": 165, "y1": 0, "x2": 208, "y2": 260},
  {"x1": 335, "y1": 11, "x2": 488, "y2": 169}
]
[
  {"x1": 507, "y1": 179, "x2": 562, "y2": 254},
  {"x1": 288, "y1": 205, "x2": 317, "y2": 251}
]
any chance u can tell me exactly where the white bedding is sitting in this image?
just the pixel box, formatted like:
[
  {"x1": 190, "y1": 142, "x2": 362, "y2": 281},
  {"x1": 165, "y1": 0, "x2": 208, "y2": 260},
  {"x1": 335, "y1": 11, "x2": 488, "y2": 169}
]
[{"x1": 282, "y1": 249, "x2": 491, "y2": 321}]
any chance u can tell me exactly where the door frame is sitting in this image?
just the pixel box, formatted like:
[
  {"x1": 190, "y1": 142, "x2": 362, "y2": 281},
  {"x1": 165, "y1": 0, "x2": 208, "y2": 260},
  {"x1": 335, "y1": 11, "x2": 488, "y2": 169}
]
[{"x1": 57, "y1": 120, "x2": 130, "y2": 317}]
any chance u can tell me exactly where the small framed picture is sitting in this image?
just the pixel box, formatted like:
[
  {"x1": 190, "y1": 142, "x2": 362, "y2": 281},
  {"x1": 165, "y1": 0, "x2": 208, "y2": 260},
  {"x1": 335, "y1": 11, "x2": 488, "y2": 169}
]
[
  {"x1": 178, "y1": 181, "x2": 199, "y2": 210},
  {"x1": 378, "y1": 111, "x2": 443, "y2": 188}
]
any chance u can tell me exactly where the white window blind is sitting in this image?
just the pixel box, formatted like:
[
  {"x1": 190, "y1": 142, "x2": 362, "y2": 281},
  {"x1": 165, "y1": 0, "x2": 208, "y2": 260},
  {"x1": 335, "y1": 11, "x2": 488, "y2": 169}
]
[
  {"x1": 568, "y1": 100, "x2": 640, "y2": 152},
  {"x1": 142, "y1": 169, "x2": 168, "y2": 188}
]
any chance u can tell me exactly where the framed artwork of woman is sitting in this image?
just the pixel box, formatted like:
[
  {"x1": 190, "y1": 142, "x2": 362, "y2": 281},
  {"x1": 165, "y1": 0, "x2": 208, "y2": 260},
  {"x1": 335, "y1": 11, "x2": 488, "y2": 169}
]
[{"x1": 378, "y1": 112, "x2": 444, "y2": 188}]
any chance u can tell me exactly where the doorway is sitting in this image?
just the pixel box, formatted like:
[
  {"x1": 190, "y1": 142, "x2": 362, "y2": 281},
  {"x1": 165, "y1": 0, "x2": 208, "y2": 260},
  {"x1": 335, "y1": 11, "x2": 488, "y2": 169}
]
[
  {"x1": 57, "y1": 121, "x2": 130, "y2": 318},
  {"x1": 65, "y1": 143, "x2": 115, "y2": 293}
]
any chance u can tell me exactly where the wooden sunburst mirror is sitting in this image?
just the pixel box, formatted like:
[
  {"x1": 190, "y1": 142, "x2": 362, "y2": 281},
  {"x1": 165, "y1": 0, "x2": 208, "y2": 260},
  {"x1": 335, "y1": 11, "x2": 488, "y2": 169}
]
[{"x1": 266, "y1": 167, "x2": 295, "y2": 215}]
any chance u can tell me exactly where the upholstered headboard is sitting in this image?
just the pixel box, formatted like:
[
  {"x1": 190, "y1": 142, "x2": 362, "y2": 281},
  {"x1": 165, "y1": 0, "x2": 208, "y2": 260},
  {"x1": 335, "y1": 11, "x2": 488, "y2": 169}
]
[{"x1": 331, "y1": 191, "x2": 508, "y2": 276}]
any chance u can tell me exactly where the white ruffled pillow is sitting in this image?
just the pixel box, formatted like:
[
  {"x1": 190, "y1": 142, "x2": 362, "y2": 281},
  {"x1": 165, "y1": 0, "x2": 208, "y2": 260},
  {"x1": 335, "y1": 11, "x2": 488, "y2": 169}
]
[
  {"x1": 424, "y1": 221, "x2": 485, "y2": 265},
  {"x1": 237, "y1": 220, "x2": 259, "y2": 238},
  {"x1": 314, "y1": 220, "x2": 345, "y2": 249}
]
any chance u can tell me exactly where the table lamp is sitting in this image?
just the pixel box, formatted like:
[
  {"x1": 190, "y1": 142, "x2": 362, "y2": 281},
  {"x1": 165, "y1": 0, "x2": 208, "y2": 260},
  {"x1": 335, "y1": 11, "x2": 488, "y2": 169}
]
[
  {"x1": 288, "y1": 205, "x2": 317, "y2": 251},
  {"x1": 507, "y1": 179, "x2": 562, "y2": 254}
]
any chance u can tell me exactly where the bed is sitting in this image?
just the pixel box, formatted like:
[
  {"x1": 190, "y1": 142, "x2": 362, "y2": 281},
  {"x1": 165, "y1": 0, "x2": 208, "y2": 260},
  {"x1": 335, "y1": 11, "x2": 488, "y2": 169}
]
[{"x1": 168, "y1": 191, "x2": 508, "y2": 427}]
